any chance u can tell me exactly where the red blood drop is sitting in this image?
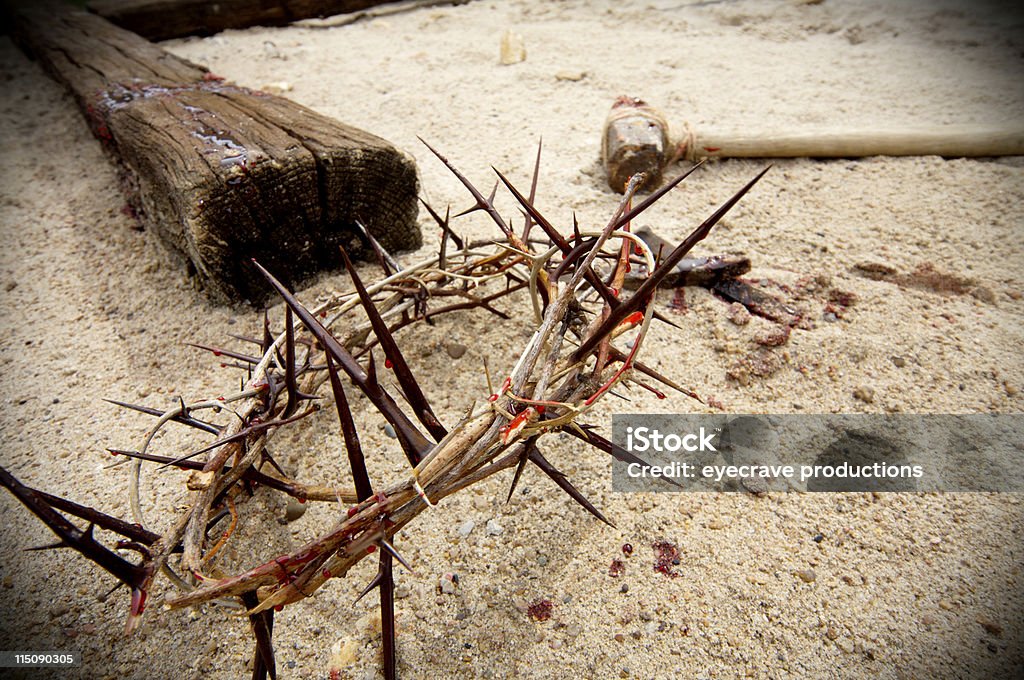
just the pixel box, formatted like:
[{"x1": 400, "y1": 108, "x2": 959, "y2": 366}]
[
  {"x1": 535, "y1": 405, "x2": 546, "y2": 414},
  {"x1": 322, "y1": 569, "x2": 332, "y2": 579},
  {"x1": 487, "y1": 394, "x2": 498, "y2": 402},
  {"x1": 366, "y1": 545, "x2": 377, "y2": 554},
  {"x1": 274, "y1": 604, "x2": 284, "y2": 612},
  {"x1": 622, "y1": 543, "x2": 633, "y2": 557},
  {"x1": 347, "y1": 506, "x2": 358, "y2": 517},
  {"x1": 212, "y1": 350, "x2": 222, "y2": 356},
  {"x1": 384, "y1": 357, "x2": 393, "y2": 369},
  {"x1": 297, "y1": 498, "x2": 306, "y2": 504}
]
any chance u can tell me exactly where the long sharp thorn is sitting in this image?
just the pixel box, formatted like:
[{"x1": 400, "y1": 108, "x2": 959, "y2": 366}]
[
  {"x1": 251, "y1": 260, "x2": 432, "y2": 464},
  {"x1": 527, "y1": 446, "x2": 613, "y2": 527},
  {"x1": 419, "y1": 198, "x2": 464, "y2": 249},
  {"x1": 492, "y1": 167, "x2": 566, "y2": 251},
  {"x1": 378, "y1": 537, "x2": 414, "y2": 574},
  {"x1": 156, "y1": 407, "x2": 316, "y2": 471},
  {"x1": 573, "y1": 166, "x2": 771, "y2": 361},
  {"x1": 262, "y1": 310, "x2": 273, "y2": 356},
  {"x1": 241, "y1": 590, "x2": 276, "y2": 680},
  {"x1": 521, "y1": 138, "x2": 543, "y2": 242},
  {"x1": 259, "y1": 447, "x2": 289, "y2": 478},
  {"x1": 0, "y1": 466, "x2": 150, "y2": 597},
  {"x1": 355, "y1": 218, "x2": 401, "y2": 276},
  {"x1": 563, "y1": 427, "x2": 683, "y2": 489},
  {"x1": 103, "y1": 399, "x2": 221, "y2": 435},
  {"x1": 354, "y1": 568, "x2": 384, "y2": 604},
  {"x1": 186, "y1": 342, "x2": 261, "y2": 365},
  {"x1": 505, "y1": 447, "x2": 531, "y2": 503},
  {"x1": 379, "y1": 551, "x2": 397, "y2": 680},
  {"x1": 611, "y1": 159, "x2": 707, "y2": 231},
  {"x1": 111, "y1": 449, "x2": 307, "y2": 504},
  {"x1": 652, "y1": 309, "x2": 682, "y2": 329},
  {"x1": 338, "y1": 246, "x2": 447, "y2": 442},
  {"x1": 326, "y1": 353, "x2": 374, "y2": 502},
  {"x1": 280, "y1": 308, "x2": 315, "y2": 418},
  {"x1": 418, "y1": 137, "x2": 512, "y2": 237},
  {"x1": 608, "y1": 349, "x2": 702, "y2": 402},
  {"x1": 25, "y1": 540, "x2": 67, "y2": 551},
  {"x1": 35, "y1": 485, "x2": 160, "y2": 544}
]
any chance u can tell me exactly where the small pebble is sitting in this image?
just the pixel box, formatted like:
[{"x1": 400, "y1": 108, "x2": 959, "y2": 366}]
[
  {"x1": 970, "y1": 285, "x2": 996, "y2": 304},
  {"x1": 619, "y1": 584, "x2": 629, "y2": 593},
  {"x1": 445, "y1": 342, "x2": 467, "y2": 359},
  {"x1": 707, "y1": 518, "x2": 728, "y2": 530},
  {"x1": 261, "y1": 81, "x2": 293, "y2": 94},
  {"x1": 456, "y1": 520, "x2": 476, "y2": 538},
  {"x1": 921, "y1": 614, "x2": 937, "y2": 626},
  {"x1": 795, "y1": 569, "x2": 816, "y2": 583},
  {"x1": 286, "y1": 661, "x2": 296, "y2": 670},
  {"x1": 741, "y1": 476, "x2": 769, "y2": 496},
  {"x1": 499, "y1": 30, "x2": 526, "y2": 65},
  {"x1": 439, "y1": 573, "x2": 457, "y2": 595},
  {"x1": 486, "y1": 519, "x2": 503, "y2": 536},
  {"x1": 548, "y1": 639, "x2": 562, "y2": 650},
  {"x1": 395, "y1": 585, "x2": 411, "y2": 599},
  {"x1": 382, "y1": 423, "x2": 397, "y2": 438},
  {"x1": 890, "y1": 355, "x2": 907, "y2": 368},
  {"x1": 285, "y1": 498, "x2": 307, "y2": 522},
  {"x1": 554, "y1": 70, "x2": 586, "y2": 81},
  {"x1": 977, "y1": 617, "x2": 1003, "y2": 637},
  {"x1": 1005, "y1": 382, "x2": 1019, "y2": 397},
  {"x1": 812, "y1": 533, "x2": 824, "y2": 543},
  {"x1": 853, "y1": 386, "x2": 875, "y2": 404},
  {"x1": 262, "y1": 41, "x2": 282, "y2": 59},
  {"x1": 2, "y1": 576, "x2": 12, "y2": 588},
  {"x1": 614, "y1": 633, "x2": 625, "y2": 643},
  {"x1": 836, "y1": 638, "x2": 855, "y2": 654},
  {"x1": 754, "y1": 325, "x2": 790, "y2": 347},
  {"x1": 726, "y1": 302, "x2": 751, "y2": 326},
  {"x1": 537, "y1": 554, "x2": 548, "y2": 567},
  {"x1": 50, "y1": 604, "x2": 70, "y2": 618},
  {"x1": 825, "y1": 626, "x2": 840, "y2": 641}
]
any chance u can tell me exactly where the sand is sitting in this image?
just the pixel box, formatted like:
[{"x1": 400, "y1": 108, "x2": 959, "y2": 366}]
[{"x1": 1, "y1": 0, "x2": 1022, "y2": 678}]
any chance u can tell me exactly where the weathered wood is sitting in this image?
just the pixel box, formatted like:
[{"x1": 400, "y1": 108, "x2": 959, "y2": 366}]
[
  {"x1": 87, "y1": 0, "x2": 400, "y2": 40},
  {"x1": 9, "y1": 0, "x2": 421, "y2": 304}
]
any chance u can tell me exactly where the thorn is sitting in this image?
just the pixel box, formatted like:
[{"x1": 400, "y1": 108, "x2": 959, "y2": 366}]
[
  {"x1": 378, "y1": 537, "x2": 414, "y2": 574},
  {"x1": 528, "y1": 445, "x2": 614, "y2": 527}
]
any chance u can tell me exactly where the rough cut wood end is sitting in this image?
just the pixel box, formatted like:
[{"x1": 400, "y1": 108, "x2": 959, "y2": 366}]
[{"x1": 10, "y1": 1, "x2": 421, "y2": 304}]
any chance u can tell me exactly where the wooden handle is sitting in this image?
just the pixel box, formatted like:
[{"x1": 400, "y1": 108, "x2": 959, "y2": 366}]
[{"x1": 680, "y1": 123, "x2": 1024, "y2": 161}]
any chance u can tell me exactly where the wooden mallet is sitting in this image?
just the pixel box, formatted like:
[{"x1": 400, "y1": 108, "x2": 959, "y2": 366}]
[{"x1": 603, "y1": 96, "x2": 1024, "y2": 193}]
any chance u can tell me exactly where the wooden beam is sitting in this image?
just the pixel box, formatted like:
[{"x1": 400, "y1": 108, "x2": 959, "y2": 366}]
[
  {"x1": 87, "y1": 0, "x2": 401, "y2": 40},
  {"x1": 8, "y1": 0, "x2": 421, "y2": 304}
]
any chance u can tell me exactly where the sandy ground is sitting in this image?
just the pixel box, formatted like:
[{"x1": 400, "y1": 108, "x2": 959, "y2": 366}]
[{"x1": 1, "y1": 0, "x2": 1023, "y2": 678}]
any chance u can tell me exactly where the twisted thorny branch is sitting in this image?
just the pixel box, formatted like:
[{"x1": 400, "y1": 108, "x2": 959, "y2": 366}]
[{"x1": 0, "y1": 140, "x2": 768, "y2": 679}]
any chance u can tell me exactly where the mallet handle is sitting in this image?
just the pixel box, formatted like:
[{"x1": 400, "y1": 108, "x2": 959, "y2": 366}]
[{"x1": 681, "y1": 123, "x2": 1024, "y2": 161}]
